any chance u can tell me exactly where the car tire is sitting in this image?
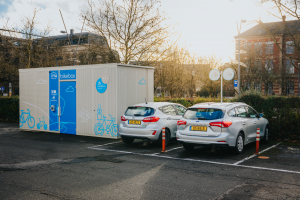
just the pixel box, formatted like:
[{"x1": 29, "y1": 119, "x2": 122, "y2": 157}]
[
  {"x1": 183, "y1": 144, "x2": 194, "y2": 151},
  {"x1": 121, "y1": 136, "x2": 134, "y2": 144},
  {"x1": 262, "y1": 126, "x2": 269, "y2": 143},
  {"x1": 233, "y1": 133, "x2": 244, "y2": 155},
  {"x1": 157, "y1": 129, "x2": 170, "y2": 146}
]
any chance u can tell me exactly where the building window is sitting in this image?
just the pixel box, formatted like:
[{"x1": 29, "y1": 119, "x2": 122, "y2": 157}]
[
  {"x1": 286, "y1": 81, "x2": 294, "y2": 95},
  {"x1": 243, "y1": 82, "x2": 250, "y2": 90},
  {"x1": 286, "y1": 41, "x2": 294, "y2": 54},
  {"x1": 267, "y1": 82, "x2": 273, "y2": 95},
  {"x1": 265, "y1": 60, "x2": 273, "y2": 74},
  {"x1": 254, "y1": 42, "x2": 262, "y2": 55},
  {"x1": 243, "y1": 43, "x2": 251, "y2": 53},
  {"x1": 254, "y1": 82, "x2": 261, "y2": 91},
  {"x1": 265, "y1": 41, "x2": 274, "y2": 54},
  {"x1": 285, "y1": 60, "x2": 294, "y2": 74},
  {"x1": 254, "y1": 60, "x2": 263, "y2": 72}
]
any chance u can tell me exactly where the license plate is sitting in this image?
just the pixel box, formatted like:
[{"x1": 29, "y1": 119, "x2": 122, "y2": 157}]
[
  {"x1": 190, "y1": 126, "x2": 207, "y2": 131},
  {"x1": 128, "y1": 120, "x2": 141, "y2": 125}
]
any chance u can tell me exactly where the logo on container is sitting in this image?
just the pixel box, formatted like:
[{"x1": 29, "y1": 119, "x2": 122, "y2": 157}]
[
  {"x1": 60, "y1": 73, "x2": 76, "y2": 79},
  {"x1": 51, "y1": 72, "x2": 57, "y2": 79}
]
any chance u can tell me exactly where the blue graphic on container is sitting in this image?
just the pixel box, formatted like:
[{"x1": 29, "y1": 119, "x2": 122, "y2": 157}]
[
  {"x1": 37, "y1": 117, "x2": 48, "y2": 130},
  {"x1": 49, "y1": 70, "x2": 59, "y2": 131},
  {"x1": 0, "y1": 87, "x2": 4, "y2": 91},
  {"x1": 60, "y1": 69, "x2": 76, "y2": 80},
  {"x1": 94, "y1": 104, "x2": 119, "y2": 137},
  {"x1": 96, "y1": 78, "x2": 107, "y2": 93},
  {"x1": 60, "y1": 81, "x2": 76, "y2": 135},
  {"x1": 139, "y1": 78, "x2": 146, "y2": 85},
  {"x1": 20, "y1": 109, "x2": 35, "y2": 128},
  {"x1": 66, "y1": 86, "x2": 75, "y2": 92},
  {"x1": 196, "y1": 112, "x2": 202, "y2": 118}
]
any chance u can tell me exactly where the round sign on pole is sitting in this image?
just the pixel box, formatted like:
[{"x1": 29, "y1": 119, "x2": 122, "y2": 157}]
[
  {"x1": 209, "y1": 69, "x2": 220, "y2": 81},
  {"x1": 223, "y1": 68, "x2": 235, "y2": 81}
]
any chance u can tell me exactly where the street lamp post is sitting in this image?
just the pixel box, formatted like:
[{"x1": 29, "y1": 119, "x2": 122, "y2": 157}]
[
  {"x1": 298, "y1": 63, "x2": 300, "y2": 97},
  {"x1": 237, "y1": 20, "x2": 246, "y2": 96}
]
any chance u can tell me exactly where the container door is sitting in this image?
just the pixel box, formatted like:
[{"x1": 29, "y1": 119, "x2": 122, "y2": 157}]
[
  {"x1": 49, "y1": 70, "x2": 59, "y2": 131},
  {"x1": 60, "y1": 81, "x2": 76, "y2": 135}
]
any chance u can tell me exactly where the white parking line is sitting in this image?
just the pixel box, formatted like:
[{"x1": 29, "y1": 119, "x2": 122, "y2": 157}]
[
  {"x1": 233, "y1": 142, "x2": 282, "y2": 165},
  {"x1": 88, "y1": 144, "x2": 300, "y2": 175},
  {"x1": 166, "y1": 146, "x2": 183, "y2": 152},
  {"x1": 91, "y1": 141, "x2": 122, "y2": 148}
]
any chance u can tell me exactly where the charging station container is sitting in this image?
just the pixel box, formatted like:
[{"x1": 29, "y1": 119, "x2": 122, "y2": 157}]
[{"x1": 19, "y1": 63, "x2": 154, "y2": 138}]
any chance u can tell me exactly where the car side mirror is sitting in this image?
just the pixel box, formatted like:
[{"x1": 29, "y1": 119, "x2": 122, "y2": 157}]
[{"x1": 259, "y1": 113, "x2": 264, "y2": 118}]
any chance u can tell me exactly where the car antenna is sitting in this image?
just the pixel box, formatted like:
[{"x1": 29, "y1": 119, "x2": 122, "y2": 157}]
[{"x1": 145, "y1": 98, "x2": 147, "y2": 104}]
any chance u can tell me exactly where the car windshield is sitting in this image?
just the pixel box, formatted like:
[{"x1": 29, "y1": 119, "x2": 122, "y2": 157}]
[
  {"x1": 125, "y1": 107, "x2": 155, "y2": 117},
  {"x1": 183, "y1": 108, "x2": 224, "y2": 120}
]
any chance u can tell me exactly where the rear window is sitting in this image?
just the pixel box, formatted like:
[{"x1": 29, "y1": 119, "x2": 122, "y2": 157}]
[
  {"x1": 183, "y1": 108, "x2": 224, "y2": 120},
  {"x1": 125, "y1": 107, "x2": 155, "y2": 117}
]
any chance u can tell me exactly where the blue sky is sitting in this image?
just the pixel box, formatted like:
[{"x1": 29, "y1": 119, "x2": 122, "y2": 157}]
[{"x1": 0, "y1": 0, "x2": 279, "y2": 62}]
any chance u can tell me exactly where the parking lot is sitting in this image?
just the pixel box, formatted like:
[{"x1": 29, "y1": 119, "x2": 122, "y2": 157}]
[{"x1": 1, "y1": 122, "x2": 300, "y2": 199}]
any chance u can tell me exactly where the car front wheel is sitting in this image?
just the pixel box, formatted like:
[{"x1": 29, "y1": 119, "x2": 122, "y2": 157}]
[
  {"x1": 262, "y1": 127, "x2": 269, "y2": 143},
  {"x1": 234, "y1": 133, "x2": 244, "y2": 155}
]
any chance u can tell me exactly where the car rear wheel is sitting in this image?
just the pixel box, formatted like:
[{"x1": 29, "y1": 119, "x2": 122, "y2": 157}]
[
  {"x1": 121, "y1": 136, "x2": 134, "y2": 144},
  {"x1": 233, "y1": 133, "x2": 244, "y2": 155},
  {"x1": 183, "y1": 144, "x2": 194, "y2": 151},
  {"x1": 157, "y1": 129, "x2": 170, "y2": 146},
  {"x1": 262, "y1": 127, "x2": 269, "y2": 143}
]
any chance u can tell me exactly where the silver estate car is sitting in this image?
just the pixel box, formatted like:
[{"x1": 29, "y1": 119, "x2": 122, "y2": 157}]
[
  {"x1": 176, "y1": 102, "x2": 269, "y2": 154},
  {"x1": 119, "y1": 102, "x2": 186, "y2": 145}
]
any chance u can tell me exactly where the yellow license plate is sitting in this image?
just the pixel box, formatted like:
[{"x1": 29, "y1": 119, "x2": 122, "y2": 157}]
[
  {"x1": 190, "y1": 126, "x2": 207, "y2": 131},
  {"x1": 128, "y1": 120, "x2": 141, "y2": 125}
]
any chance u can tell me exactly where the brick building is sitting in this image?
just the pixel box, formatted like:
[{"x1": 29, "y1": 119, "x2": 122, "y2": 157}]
[{"x1": 234, "y1": 18, "x2": 300, "y2": 95}]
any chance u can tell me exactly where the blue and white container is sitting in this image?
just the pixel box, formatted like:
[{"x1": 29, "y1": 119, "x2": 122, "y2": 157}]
[{"x1": 19, "y1": 63, "x2": 154, "y2": 138}]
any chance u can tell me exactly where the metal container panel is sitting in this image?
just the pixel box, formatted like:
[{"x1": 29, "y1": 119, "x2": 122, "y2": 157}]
[
  {"x1": 76, "y1": 66, "x2": 118, "y2": 138},
  {"x1": 117, "y1": 66, "x2": 154, "y2": 125}
]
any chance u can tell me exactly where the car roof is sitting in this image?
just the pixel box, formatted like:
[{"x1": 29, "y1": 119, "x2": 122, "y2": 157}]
[
  {"x1": 129, "y1": 102, "x2": 180, "y2": 109},
  {"x1": 190, "y1": 102, "x2": 247, "y2": 110}
]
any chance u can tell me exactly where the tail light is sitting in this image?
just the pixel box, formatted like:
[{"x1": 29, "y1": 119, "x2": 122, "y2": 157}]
[
  {"x1": 209, "y1": 121, "x2": 232, "y2": 128},
  {"x1": 177, "y1": 120, "x2": 187, "y2": 125},
  {"x1": 142, "y1": 117, "x2": 160, "y2": 122},
  {"x1": 121, "y1": 116, "x2": 126, "y2": 121}
]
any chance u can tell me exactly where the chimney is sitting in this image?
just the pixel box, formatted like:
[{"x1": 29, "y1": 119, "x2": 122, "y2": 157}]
[{"x1": 282, "y1": 15, "x2": 286, "y2": 22}]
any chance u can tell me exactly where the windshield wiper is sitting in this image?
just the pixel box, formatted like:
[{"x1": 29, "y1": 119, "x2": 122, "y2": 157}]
[{"x1": 134, "y1": 114, "x2": 143, "y2": 116}]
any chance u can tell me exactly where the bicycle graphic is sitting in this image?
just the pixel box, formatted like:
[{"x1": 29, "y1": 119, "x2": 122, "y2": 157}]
[
  {"x1": 37, "y1": 117, "x2": 48, "y2": 130},
  {"x1": 20, "y1": 109, "x2": 35, "y2": 128},
  {"x1": 94, "y1": 104, "x2": 119, "y2": 137}
]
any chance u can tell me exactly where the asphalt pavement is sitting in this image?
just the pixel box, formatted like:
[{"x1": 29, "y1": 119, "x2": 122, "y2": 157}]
[{"x1": 1, "y1": 122, "x2": 300, "y2": 200}]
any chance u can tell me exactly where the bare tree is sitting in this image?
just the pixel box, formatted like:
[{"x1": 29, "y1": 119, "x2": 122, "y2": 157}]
[{"x1": 81, "y1": 0, "x2": 177, "y2": 64}]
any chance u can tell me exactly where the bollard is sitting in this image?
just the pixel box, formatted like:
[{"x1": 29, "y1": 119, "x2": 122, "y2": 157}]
[
  {"x1": 161, "y1": 127, "x2": 166, "y2": 153},
  {"x1": 255, "y1": 128, "x2": 260, "y2": 155}
]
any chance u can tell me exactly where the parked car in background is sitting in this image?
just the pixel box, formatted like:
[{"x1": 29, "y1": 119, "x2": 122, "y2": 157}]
[
  {"x1": 176, "y1": 102, "x2": 269, "y2": 154},
  {"x1": 119, "y1": 102, "x2": 186, "y2": 145}
]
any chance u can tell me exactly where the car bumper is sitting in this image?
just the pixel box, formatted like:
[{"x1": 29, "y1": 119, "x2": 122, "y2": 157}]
[
  {"x1": 176, "y1": 130, "x2": 235, "y2": 147},
  {"x1": 119, "y1": 124, "x2": 160, "y2": 140}
]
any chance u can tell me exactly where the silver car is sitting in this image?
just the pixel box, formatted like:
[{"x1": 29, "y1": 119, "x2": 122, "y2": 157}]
[
  {"x1": 176, "y1": 102, "x2": 269, "y2": 154},
  {"x1": 119, "y1": 102, "x2": 186, "y2": 145}
]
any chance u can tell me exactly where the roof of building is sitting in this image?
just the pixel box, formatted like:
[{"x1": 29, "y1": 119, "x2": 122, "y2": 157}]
[
  {"x1": 18, "y1": 63, "x2": 154, "y2": 72},
  {"x1": 235, "y1": 20, "x2": 300, "y2": 38}
]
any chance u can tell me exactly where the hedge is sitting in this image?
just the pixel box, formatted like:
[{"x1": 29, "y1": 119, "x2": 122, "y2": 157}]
[
  {"x1": 0, "y1": 96, "x2": 19, "y2": 122},
  {"x1": 155, "y1": 95, "x2": 300, "y2": 141}
]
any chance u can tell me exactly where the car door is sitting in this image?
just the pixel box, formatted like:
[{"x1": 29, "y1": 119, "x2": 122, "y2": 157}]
[
  {"x1": 235, "y1": 106, "x2": 253, "y2": 144},
  {"x1": 162, "y1": 105, "x2": 178, "y2": 137},
  {"x1": 173, "y1": 105, "x2": 187, "y2": 136},
  {"x1": 247, "y1": 106, "x2": 262, "y2": 137},
  {"x1": 244, "y1": 106, "x2": 259, "y2": 143}
]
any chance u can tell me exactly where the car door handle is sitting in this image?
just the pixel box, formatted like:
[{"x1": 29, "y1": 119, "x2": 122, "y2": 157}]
[
  {"x1": 167, "y1": 117, "x2": 171, "y2": 120},
  {"x1": 243, "y1": 122, "x2": 246, "y2": 125},
  {"x1": 254, "y1": 121, "x2": 257, "y2": 124}
]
